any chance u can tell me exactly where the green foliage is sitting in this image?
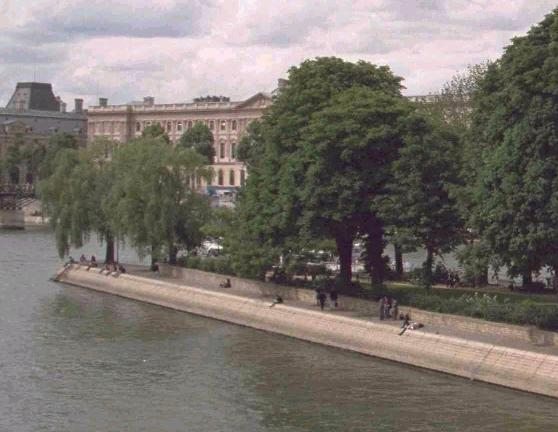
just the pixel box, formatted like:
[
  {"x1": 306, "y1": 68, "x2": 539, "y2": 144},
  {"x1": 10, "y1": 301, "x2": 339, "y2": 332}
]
[
  {"x1": 38, "y1": 139, "x2": 116, "y2": 259},
  {"x1": 177, "y1": 122, "x2": 215, "y2": 163},
  {"x1": 232, "y1": 57, "x2": 407, "y2": 287},
  {"x1": 141, "y1": 123, "x2": 170, "y2": 144},
  {"x1": 383, "y1": 115, "x2": 464, "y2": 289},
  {"x1": 39, "y1": 133, "x2": 79, "y2": 179},
  {"x1": 467, "y1": 9, "x2": 558, "y2": 280},
  {"x1": 107, "y1": 137, "x2": 211, "y2": 263},
  {"x1": 182, "y1": 255, "x2": 235, "y2": 276}
]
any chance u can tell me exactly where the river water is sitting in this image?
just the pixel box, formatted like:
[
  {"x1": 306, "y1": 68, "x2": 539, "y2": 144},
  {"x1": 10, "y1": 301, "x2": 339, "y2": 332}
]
[{"x1": 1, "y1": 229, "x2": 557, "y2": 431}]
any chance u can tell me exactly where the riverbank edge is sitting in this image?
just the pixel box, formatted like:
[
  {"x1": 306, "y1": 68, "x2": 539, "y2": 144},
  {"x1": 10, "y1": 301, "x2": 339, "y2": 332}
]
[{"x1": 55, "y1": 265, "x2": 558, "y2": 399}]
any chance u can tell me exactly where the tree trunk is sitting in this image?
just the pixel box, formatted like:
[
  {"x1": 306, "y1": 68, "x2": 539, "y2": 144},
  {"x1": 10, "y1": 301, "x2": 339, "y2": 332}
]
[
  {"x1": 168, "y1": 243, "x2": 178, "y2": 265},
  {"x1": 363, "y1": 215, "x2": 385, "y2": 285},
  {"x1": 394, "y1": 244, "x2": 403, "y2": 278},
  {"x1": 335, "y1": 232, "x2": 353, "y2": 290},
  {"x1": 522, "y1": 271, "x2": 532, "y2": 287},
  {"x1": 423, "y1": 244, "x2": 434, "y2": 290},
  {"x1": 475, "y1": 267, "x2": 488, "y2": 287},
  {"x1": 104, "y1": 235, "x2": 115, "y2": 264}
]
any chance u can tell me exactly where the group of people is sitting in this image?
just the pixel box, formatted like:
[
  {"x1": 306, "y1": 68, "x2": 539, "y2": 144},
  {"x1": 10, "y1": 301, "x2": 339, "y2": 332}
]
[
  {"x1": 447, "y1": 271, "x2": 461, "y2": 288},
  {"x1": 315, "y1": 288, "x2": 338, "y2": 311},
  {"x1": 378, "y1": 296, "x2": 398, "y2": 321},
  {"x1": 100, "y1": 262, "x2": 126, "y2": 277}
]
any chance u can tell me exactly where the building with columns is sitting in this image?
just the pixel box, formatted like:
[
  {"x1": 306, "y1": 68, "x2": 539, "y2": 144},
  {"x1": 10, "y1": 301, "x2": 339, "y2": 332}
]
[{"x1": 86, "y1": 92, "x2": 273, "y2": 196}]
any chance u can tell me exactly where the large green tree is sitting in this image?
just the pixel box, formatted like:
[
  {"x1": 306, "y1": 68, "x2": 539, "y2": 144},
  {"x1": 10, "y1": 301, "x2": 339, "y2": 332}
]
[
  {"x1": 384, "y1": 115, "x2": 463, "y2": 289},
  {"x1": 468, "y1": 8, "x2": 558, "y2": 283},
  {"x1": 107, "y1": 137, "x2": 211, "y2": 264},
  {"x1": 297, "y1": 87, "x2": 411, "y2": 285},
  {"x1": 178, "y1": 122, "x2": 215, "y2": 163},
  {"x1": 232, "y1": 57, "x2": 404, "y2": 287}
]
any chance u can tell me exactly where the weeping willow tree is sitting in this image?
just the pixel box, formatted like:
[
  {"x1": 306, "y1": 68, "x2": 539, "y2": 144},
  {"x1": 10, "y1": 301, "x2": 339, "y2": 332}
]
[
  {"x1": 38, "y1": 138, "x2": 118, "y2": 262},
  {"x1": 105, "y1": 136, "x2": 212, "y2": 264}
]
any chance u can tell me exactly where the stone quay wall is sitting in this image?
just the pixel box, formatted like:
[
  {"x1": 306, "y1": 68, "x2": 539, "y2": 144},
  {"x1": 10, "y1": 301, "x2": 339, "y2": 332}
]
[
  {"x1": 159, "y1": 265, "x2": 558, "y2": 346},
  {"x1": 56, "y1": 264, "x2": 558, "y2": 399}
]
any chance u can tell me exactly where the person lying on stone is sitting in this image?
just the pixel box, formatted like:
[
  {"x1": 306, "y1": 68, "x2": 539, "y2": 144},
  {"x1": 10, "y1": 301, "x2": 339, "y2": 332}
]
[{"x1": 269, "y1": 295, "x2": 283, "y2": 307}]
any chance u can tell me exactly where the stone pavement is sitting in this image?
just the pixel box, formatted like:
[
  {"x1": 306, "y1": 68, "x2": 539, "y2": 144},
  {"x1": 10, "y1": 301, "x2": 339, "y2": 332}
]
[{"x1": 125, "y1": 265, "x2": 558, "y2": 357}]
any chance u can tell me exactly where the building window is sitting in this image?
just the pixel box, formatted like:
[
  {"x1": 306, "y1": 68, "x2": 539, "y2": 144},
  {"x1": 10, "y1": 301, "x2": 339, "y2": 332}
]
[
  {"x1": 187, "y1": 121, "x2": 192, "y2": 129},
  {"x1": 167, "y1": 122, "x2": 172, "y2": 132},
  {"x1": 136, "y1": 122, "x2": 141, "y2": 132},
  {"x1": 220, "y1": 141, "x2": 225, "y2": 159},
  {"x1": 209, "y1": 120, "x2": 214, "y2": 130},
  {"x1": 229, "y1": 169, "x2": 235, "y2": 186},
  {"x1": 240, "y1": 170, "x2": 245, "y2": 187},
  {"x1": 220, "y1": 120, "x2": 226, "y2": 131},
  {"x1": 232, "y1": 120, "x2": 237, "y2": 131},
  {"x1": 218, "y1": 169, "x2": 224, "y2": 186},
  {"x1": 177, "y1": 121, "x2": 182, "y2": 132},
  {"x1": 231, "y1": 142, "x2": 236, "y2": 159}
]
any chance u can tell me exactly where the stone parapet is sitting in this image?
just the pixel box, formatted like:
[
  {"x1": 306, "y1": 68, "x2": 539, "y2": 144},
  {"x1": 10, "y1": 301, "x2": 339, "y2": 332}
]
[{"x1": 57, "y1": 265, "x2": 558, "y2": 398}]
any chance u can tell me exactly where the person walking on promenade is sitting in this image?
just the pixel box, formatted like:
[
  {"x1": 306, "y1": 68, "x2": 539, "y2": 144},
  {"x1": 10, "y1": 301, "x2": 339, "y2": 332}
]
[
  {"x1": 392, "y1": 299, "x2": 399, "y2": 320},
  {"x1": 318, "y1": 291, "x2": 327, "y2": 311},
  {"x1": 329, "y1": 289, "x2": 338, "y2": 309},
  {"x1": 315, "y1": 288, "x2": 321, "y2": 306},
  {"x1": 379, "y1": 297, "x2": 385, "y2": 320}
]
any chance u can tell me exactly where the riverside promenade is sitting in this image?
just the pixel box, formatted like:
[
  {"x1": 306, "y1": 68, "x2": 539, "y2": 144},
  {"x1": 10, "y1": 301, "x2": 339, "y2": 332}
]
[{"x1": 55, "y1": 264, "x2": 558, "y2": 398}]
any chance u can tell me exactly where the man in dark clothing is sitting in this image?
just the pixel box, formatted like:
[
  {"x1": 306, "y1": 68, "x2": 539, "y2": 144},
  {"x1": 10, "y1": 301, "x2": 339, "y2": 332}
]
[
  {"x1": 329, "y1": 290, "x2": 338, "y2": 309},
  {"x1": 318, "y1": 291, "x2": 327, "y2": 310}
]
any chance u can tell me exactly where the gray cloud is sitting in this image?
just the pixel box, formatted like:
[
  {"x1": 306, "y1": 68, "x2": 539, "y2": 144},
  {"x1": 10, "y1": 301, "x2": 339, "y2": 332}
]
[{"x1": 9, "y1": 0, "x2": 214, "y2": 43}]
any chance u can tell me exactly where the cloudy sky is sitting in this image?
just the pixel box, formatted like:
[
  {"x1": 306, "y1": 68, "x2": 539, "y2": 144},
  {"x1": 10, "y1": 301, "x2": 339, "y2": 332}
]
[{"x1": 0, "y1": 0, "x2": 556, "y2": 108}]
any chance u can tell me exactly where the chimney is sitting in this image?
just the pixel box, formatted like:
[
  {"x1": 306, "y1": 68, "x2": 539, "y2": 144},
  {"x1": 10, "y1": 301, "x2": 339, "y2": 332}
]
[
  {"x1": 99, "y1": 97, "x2": 108, "y2": 107},
  {"x1": 143, "y1": 96, "x2": 154, "y2": 107},
  {"x1": 74, "y1": 98, "x2": 83, "y2": 113}
]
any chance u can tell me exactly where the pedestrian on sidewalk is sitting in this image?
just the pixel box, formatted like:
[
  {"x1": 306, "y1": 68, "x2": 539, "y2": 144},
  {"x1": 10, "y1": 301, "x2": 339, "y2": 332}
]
[
  {"x1": 391, "y1": 299, "x2": 398, "y2": 320},
  {"x1": 379, "y1": 297, "x2": 385, "y2": 320},
  {"x1": 329, "y1": 289, "x2": 338, "y2": 309},
  {"x1": 318, "y1": 291, "x2": 327, "y2": 311}
]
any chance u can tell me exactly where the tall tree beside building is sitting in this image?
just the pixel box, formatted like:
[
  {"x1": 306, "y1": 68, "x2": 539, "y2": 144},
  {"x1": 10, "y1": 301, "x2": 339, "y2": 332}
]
[
  {"x1": 177, "y1": 122, "x2": 215, "y2": 163},
  {"x1": 106, "y1": 137, "x2": 212, "y2": 264},
  {"x1": 231, "y1": 57, "x2": 404, "y2": 287},
  {"x1": 468, "y1": 8, "x2": 558, "y2": 284}
]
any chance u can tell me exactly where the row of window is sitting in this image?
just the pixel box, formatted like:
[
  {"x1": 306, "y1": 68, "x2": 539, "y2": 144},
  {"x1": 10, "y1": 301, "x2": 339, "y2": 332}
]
[
  {"x1": 216, "y1": 169, "x2": 245, "y2": 187},
  {"x1": 136, "y1": 119, "x2": 239, "y2": 133}
]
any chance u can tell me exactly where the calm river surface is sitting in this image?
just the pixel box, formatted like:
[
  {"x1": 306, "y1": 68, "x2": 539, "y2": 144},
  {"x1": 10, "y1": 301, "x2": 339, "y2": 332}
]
[{"x1": 1, "y1": 229, "x2": 558, "y2": 431}]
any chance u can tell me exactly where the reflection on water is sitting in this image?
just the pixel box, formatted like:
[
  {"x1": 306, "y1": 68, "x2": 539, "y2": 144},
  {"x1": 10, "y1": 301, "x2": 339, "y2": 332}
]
[{"x1": 1, "y1": 229, "x2": 557, "y2": 431}]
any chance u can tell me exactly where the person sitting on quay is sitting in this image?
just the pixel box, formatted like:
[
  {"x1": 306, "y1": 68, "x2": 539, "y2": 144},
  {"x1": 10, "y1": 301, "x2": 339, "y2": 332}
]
[
  {"x1": 269, "y1": 294, "x2": 283, "y2": 308},
  {"x1": 219, "y1": 278, "x2": 231, "y2": 288},
  {"x1": 64, "y1": 256, "x2": 76, "y2": 267},
  {"x1": 150, "y1": 261, "x2": 160, "y2": 273},
  {"x1": 79, "y1": 254, "x2": 87, "y2": 264},
  {"x1": 90, "y1": 255, "x2": 97, "y2": 267}
]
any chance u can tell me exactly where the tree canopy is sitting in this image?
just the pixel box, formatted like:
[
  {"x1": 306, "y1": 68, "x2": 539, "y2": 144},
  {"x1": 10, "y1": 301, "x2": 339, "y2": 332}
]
[
  {"x1": 468, "y1": 8, "x2": 558, "y2": 282},
  {"x1": 177, "y1": 122, "x2": 215, "y2": 163},
  {"x1": 106, "y1": 136, "x2": 212, "y2": 264}
]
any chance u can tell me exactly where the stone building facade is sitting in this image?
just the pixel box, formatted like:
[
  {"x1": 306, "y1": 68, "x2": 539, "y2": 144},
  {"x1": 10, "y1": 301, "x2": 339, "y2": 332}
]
[
  {"x1": 86, "y1": 92, "x2": 273, "y2": 194},
  {"x1": 0, "y1": 82, "x2": 87, "y2": 184}
]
